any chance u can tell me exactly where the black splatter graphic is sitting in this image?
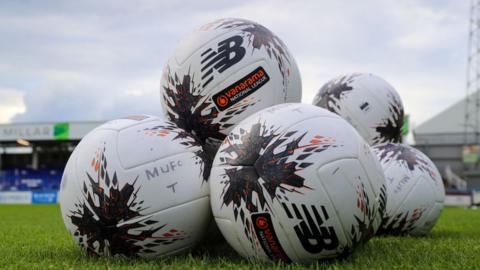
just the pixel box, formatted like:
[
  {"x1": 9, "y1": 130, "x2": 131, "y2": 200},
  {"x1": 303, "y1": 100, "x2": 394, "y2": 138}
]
[
  {"x1": 347, "y1": 183, "x2": 384, "y2": 251},
  {"x1": 373, "y1": 143, "x2": 434, "y2": 235},
  {"x1": 377, "y1": 207, "x2": 425, "y2": 235},
  {"x1": 222, "y1": 167, "x2": 264, "y2": 214},
  {"x1": 70, "y1": 147, "x2": 185, "y2": 257},
  {"x1": 215, "y1": 19, "x2": 293, "y2": 95},
  {"x1": 162, "y1": 68, "x2": 255, "y2": 154},
  {"x1": 313, "y1": 74, "x2": 360, "y2": 112},
  {"x1": 220, "y1": 123, "x2": 277, "y2": 212},
  {"x1": 373, "y1": 143, "x2": 437, "y2": 179},
  {"x1": 218, "y1": 122, "x2": 339, "y2": 246},
  {"x1": 378, "y1": 184, "x2": 387, "y2": 221},
  {"x1": 373, "y1": 93, "x2": 404, "y2": 144},
  {"x1": 143, "y1": 121, "x2": 211, "y2": 183}
]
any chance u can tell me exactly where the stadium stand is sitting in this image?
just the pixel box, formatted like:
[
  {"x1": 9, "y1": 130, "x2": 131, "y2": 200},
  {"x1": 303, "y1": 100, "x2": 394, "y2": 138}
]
[
  {"x1": 0, "y1": 168, "x2": 62, "y2": 191},
  {"x1": 0, "y1": 121, "x2": 101, "y2": 202}
]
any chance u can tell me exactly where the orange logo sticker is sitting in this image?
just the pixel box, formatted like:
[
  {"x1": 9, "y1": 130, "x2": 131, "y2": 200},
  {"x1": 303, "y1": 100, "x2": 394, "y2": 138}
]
[
  {"x1": 216, "y1": 95, "x2": 229, "y2": 107},
  {"x1": 255, "y1": 216, "x2": 269, "y2": 230}
]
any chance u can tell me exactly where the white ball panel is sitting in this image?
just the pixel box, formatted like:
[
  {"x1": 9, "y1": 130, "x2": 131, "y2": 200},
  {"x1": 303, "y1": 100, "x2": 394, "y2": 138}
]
[
  {"x1": 373, "y1": 143, "x2": 444, "y2": 235},
  {"x1": 271, "y1": 169, "x2": 350, "y2": 261},
  {"x1": 411, "y1": 201, "x2": 443, "y2": 236},
  {"x1": 121, "y1": 152, "x2": 208, "y2": 215},
  {"x1": 317, "y1": 159, "x2": 379, "y2": 247},
  {"x1": 117, "y1": 122, "x2": 193, "y2": 170},
  {"x1": 59, "y1": 148, "x2": 81, "y2": 237},
  {"x1": 174, "y1": 26, "x2": 233, "y2": 65},
  {"x1": 391, "y1": 175, "x2": 435, "y2": 218},
  {"x1": 118, "y1": 196, "x2": 211, "y2": 258},
  {"x1": 214, "y1": 217, "x2": 252, "y2": 259},
  {"x1": 382, "y1": 166, "x2": 419, "y2": 214},
  {"x1": 357, "y1": 142, "x2": 385, "y2": 199},
  {"x1": 99, "y1": 115, "x2": 160, "y2": 131}
]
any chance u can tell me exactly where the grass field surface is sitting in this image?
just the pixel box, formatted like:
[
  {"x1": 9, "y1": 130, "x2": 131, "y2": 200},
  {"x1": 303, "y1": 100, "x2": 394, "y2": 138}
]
[{"x1": 0, "y1": 205, "x2": 478, "y2": 269}]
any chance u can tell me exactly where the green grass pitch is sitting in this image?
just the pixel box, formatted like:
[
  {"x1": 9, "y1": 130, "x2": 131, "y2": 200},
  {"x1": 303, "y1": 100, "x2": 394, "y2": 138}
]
[{"x1": 0, "y1": 205, "x2": 478, "y2": 269}]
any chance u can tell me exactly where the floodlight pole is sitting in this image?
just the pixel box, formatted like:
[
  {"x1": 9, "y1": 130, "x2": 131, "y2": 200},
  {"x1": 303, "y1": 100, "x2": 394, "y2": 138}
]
[{"x1": 464, "y1": 0, "x2": 480, "y2": 171}]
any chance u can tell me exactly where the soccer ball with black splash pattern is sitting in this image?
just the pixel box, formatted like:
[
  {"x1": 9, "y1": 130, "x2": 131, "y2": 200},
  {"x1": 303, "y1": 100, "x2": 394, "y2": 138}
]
[
  {"x1": 372, "y1": 143, "x2": 445, "y2": 236},
  {"x1": 209, "y1": 103, "x2": 387, "y2": 263},
  {"x1": 312, "y1": 73, "x2": 404, "y2": 146},
  {"x1": 160, "y1": 18, "x2": 301, "y2": 157},
  {"x1": 59, "y1": 115, "x2": 211, "y2": 257}
]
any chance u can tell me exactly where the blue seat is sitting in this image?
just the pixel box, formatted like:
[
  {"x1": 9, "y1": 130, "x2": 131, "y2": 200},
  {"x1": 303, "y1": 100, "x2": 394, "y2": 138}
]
[{"x1": 0, "y1": 168, "x2": 63, "y2": 191}]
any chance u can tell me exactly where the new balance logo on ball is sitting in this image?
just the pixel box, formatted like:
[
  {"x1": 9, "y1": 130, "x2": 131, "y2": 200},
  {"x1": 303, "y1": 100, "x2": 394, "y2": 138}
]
[
  {"x1": 200, "y1": 35, "x2": 246, "y2": 88},
  {"x1": 282, "y1": 202, "x2": 340, "y2": 253}
]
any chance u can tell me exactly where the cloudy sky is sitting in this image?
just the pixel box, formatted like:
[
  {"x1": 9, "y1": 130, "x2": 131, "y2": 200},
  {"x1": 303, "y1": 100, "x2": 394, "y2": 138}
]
[{"x1": 0, "y1": 0, "x2": 469, "y2": 134}]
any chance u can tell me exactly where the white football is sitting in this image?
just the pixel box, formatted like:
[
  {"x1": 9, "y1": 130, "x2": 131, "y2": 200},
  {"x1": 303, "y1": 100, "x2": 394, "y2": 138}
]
[
  {"x1": 59, "y1": 115, "x2": 210, "y2": 257},
  {"x1": 372, "y1": 143, "x2": 445, "y2": 235},
  {"x1": 312, "y1": 73, "x2": 404, "y2": 145},
  {"x1": 161, "y1": 18, "x2": 301, "y2": 156},
  {"x1": 209, "y1": 103, "x2": 386, "y2": 263}
]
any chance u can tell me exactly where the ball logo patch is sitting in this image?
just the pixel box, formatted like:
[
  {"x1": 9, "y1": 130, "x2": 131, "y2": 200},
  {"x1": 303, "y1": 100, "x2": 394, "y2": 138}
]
[
  {"x1": 212, "y1": 66, "x2": 270, "y2": 111},
  {"x1": 251, "y1": 212, "x2": 291, "y2": 263}
]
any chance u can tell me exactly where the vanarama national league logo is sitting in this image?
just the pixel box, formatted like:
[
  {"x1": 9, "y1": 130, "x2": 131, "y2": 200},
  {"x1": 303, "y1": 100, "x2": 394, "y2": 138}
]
[
  {"x1": 213, "y1": 66, "x2": 270, "y2": 111},
  {"x1": 251, "y1": 212, "x2": 291, "y2": 262}
]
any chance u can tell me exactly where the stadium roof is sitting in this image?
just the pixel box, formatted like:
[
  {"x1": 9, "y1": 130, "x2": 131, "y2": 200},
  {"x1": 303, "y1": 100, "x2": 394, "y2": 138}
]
[
  {"x1": 0, "y1": 121, "x2": 103, "y2": 142},
  {"x1": 414, "y1": 95, "x2": 469, "y2": 135}
]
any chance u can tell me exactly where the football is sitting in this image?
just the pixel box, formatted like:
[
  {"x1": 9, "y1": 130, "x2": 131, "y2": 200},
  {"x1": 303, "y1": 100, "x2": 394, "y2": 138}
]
[
  {"x1": 372, "y1": 143, "x2": 445, "y2": 236},
  {"x1": 312, "y1": 73, "x2": 404, "y2": 145},
  {"x1": 59, "y1": 115, "x2": 211, "y2": 257},
  {"x1": 160, "y1": 18, "x2": 302, "y2": 156},
  {"x1": 209, "y1": 103, "x2": 386, "y2": 263}
]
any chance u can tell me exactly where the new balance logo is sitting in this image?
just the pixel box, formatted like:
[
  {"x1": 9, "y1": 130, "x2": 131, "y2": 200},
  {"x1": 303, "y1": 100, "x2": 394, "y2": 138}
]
[
  {"x1": 200, "y1": 35, "x2": 246, "y2": 88},
  {"x1": 282, "y1": 202, "x2": 340, "y2": 254}
]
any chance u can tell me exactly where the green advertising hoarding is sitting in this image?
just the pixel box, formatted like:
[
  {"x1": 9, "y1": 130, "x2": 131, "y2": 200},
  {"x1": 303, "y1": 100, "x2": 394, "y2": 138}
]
[
  {"x1": 463, "y1": 145, "x2": 479, "y2": 164},
  {"x1": 54, "y1": 123, "x2": 69, "y2": 140},
  {"x1": 401, "y1": 114, "x2": 409, "y2": 136}
]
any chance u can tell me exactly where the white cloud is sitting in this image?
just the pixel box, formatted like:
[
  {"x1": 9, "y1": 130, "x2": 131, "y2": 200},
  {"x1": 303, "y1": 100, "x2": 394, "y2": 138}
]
[
  {"x1": 391, "y1": 4, "x2": 466, "y2": 53},
  {"x1": 0, "y1": 88, "x2": 26, "y2": 123}
]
